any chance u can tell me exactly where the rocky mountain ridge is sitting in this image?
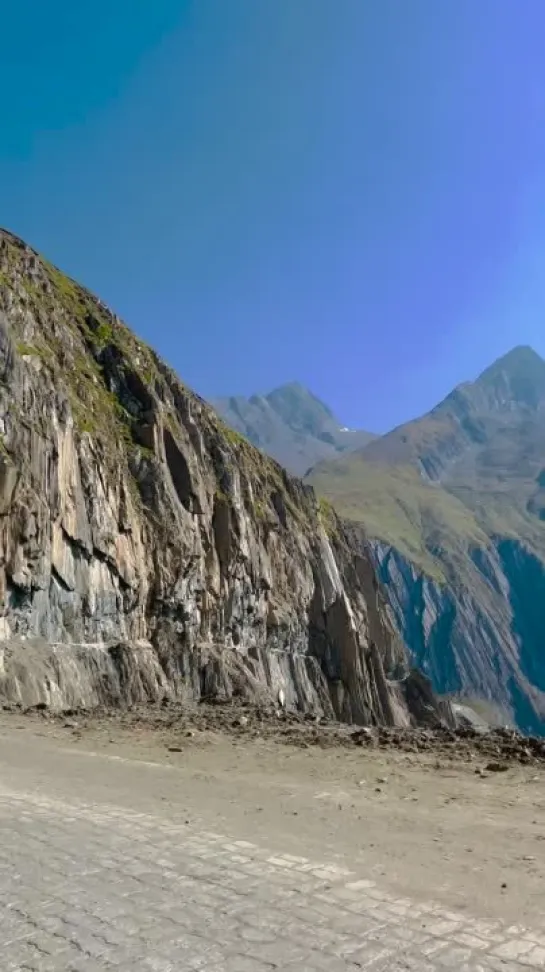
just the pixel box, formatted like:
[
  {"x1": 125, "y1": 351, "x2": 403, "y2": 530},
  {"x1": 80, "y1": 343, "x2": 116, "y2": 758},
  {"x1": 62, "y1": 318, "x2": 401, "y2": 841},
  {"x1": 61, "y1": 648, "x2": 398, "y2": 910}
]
[
  {"x1": 309, "y1": 347, "x2": 545, "y2": 733},
  {"x1": 217, "y1": 348, "x2": 545, "y2": 734},
  {"x1": 212, "y1": 383, "x2": 375, "y2": 476},
  {"x1": 0, "y1": 227, "x2": 440, "y2": 729}
]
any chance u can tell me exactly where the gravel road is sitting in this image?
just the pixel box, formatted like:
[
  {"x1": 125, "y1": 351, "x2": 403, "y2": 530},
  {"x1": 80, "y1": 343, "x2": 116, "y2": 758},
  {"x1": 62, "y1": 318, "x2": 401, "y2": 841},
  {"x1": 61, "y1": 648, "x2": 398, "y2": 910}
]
[{"x1": 1, "y1": 714, "x2": 545, "y2": 970}]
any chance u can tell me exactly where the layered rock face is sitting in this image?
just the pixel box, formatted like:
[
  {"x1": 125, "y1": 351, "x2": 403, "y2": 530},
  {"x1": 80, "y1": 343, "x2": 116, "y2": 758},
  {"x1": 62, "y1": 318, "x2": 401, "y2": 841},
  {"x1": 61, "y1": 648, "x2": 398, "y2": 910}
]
[
  {"x1": 372, "y1": 539, "x2": 545, "y2": 735},
  {"x1": 0, "y1": 229, "x2": 429, "y2": 725}
]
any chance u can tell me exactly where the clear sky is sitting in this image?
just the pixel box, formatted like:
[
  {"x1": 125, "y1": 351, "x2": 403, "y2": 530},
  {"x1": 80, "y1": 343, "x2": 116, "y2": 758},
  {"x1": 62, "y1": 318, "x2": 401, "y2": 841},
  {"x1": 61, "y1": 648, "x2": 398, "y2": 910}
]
[{"x1": 1, "y1": 0, "x2": 545, "y2": 432}]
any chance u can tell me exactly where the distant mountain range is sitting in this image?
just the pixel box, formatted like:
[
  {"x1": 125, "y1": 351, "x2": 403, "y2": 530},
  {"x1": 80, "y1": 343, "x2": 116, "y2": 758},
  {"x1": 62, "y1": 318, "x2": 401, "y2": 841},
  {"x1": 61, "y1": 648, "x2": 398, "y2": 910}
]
[
  {"x1": 213, "y1": 347, "x2": 545, "y2": 733},
  {"x1": 211, "y1": 383, "x2": 376, "y2": 476}
]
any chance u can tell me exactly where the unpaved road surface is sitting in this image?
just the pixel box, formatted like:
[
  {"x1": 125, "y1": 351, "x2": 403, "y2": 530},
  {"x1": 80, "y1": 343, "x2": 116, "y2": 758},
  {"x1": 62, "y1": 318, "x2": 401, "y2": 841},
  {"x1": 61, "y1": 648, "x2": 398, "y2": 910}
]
[{"x1": 1, "y1": 712, "x2": 545, "y2": 970}]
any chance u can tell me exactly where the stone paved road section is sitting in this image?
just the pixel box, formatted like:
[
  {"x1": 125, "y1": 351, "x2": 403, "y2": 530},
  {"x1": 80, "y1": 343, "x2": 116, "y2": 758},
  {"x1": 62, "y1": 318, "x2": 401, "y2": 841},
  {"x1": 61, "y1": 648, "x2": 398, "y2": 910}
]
[{"x1": 1, "y1": 736, "x2": 545, "y2": 970}]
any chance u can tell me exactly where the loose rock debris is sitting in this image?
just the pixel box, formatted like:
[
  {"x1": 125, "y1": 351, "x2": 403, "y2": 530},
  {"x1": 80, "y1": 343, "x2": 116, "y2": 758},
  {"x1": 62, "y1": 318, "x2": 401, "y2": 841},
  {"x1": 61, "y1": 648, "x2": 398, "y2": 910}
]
[{"x1": 5, "y1": 697, "x2": 545, "y2": 768}]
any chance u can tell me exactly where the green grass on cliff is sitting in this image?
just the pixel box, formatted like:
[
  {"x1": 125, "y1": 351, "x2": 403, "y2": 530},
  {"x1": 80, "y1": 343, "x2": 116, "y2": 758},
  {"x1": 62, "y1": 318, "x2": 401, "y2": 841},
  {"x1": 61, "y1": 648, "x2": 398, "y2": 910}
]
[
  {"x1": 307, "y1": 457, "x2": 488, "y2": 580},
  {"x1": 306, "y1": 352, "x2": 545, "y2": 582},
  {"x1": 307, "y1": 455, "x2": 545, "y2": 584}
]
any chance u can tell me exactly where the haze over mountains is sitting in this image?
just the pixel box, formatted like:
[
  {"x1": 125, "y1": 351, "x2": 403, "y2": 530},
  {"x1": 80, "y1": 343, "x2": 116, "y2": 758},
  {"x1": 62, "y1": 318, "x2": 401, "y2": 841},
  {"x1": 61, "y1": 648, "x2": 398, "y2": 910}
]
[
  {"x1": 214, "y1": 347, "x2": 545, "y2": 733},
  {"x1": 212, "y1": 384, "x2": 376, "y2": 477}
]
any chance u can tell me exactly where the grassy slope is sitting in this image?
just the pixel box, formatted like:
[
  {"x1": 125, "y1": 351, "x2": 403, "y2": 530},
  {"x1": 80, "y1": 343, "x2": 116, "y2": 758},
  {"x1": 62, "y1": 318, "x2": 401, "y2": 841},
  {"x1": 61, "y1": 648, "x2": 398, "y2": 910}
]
[
  {"x1": 307, "y1": 457, "x2": 488, "y2": 580},
  {"x1": 308, "y1": 443, "x2": 545, "y2": 583},
  {"x1": 307, "y1": 359, "x2": 545, "y2": 582}
]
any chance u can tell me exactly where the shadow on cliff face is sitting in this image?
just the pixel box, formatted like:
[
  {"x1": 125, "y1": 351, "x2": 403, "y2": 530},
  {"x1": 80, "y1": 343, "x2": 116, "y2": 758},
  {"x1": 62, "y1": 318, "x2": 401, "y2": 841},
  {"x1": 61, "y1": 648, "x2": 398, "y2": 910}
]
[
  {"x1": 497, "y1": 539, "x2": 545, "y2": 695},
  {"x1": 371, "y1": 539, "x2": 545, "y2": 737},
  {"x1": 373, "y1": 547, "x2": 462, "y2": 695}
]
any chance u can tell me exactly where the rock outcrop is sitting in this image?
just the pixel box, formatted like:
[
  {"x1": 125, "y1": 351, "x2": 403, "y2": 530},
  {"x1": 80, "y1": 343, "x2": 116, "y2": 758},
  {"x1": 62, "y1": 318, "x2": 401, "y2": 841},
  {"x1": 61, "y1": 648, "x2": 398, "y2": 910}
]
[
  {"x1": 372, "y1": 538, "x2": 545, "y2": 734},
  {"x1": 0, "y1": 228, "x2": 432, "y2": 726}
]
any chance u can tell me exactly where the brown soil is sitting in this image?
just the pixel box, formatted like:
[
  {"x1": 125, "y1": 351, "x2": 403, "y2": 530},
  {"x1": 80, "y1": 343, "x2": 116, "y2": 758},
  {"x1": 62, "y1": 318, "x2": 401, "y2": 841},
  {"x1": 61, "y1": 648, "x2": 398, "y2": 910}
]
[{"x1": 10, "y1": 696, "x2": 545, "y2": 767}]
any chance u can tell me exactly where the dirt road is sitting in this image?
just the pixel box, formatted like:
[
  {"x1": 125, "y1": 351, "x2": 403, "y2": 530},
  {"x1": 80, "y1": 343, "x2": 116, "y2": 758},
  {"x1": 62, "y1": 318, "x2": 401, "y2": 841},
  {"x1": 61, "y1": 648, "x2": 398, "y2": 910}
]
[{"x1": 1, "y1": 711, "x2": 545, "y2": 969}]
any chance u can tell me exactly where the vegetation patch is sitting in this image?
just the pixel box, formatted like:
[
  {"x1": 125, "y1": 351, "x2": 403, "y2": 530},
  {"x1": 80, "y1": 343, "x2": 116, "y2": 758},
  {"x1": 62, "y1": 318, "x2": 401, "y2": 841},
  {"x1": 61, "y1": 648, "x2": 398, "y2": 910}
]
[
  {"x1": 308, "y1": 458, "x2": 488, "y2": 581},
  {"x1": 16, "y1": 343, "x2": 42, "y2": 357},
  {"x1": 318, "y1": 496, "x2": 338, "y2": 537}
]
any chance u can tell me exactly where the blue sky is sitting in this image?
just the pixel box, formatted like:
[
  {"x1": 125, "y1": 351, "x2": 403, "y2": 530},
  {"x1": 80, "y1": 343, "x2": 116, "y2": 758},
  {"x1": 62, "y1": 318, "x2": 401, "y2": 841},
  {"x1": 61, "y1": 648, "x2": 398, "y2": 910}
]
[{"x1": 2, "y1": 0, "x2": 545, "y2": 432}]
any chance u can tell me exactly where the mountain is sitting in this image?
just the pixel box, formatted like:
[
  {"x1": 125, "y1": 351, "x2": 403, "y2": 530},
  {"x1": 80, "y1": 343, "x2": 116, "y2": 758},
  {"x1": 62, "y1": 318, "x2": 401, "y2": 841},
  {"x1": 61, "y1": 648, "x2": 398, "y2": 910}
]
[
  {"x1": 0, "y1": 228, "x2": 444, "y2": 728},
  {"x1": 212, "y1": 383, "x2": 375, "y2": 476},
  {"x1": 307, "y1": 346, "x2": 545, "y2": 733}
]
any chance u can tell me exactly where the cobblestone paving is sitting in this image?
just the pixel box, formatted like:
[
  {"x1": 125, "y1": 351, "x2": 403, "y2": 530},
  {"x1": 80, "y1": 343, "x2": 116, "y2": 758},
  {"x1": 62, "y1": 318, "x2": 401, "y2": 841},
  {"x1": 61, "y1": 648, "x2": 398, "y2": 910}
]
[{"x1": 1, "y1": 781, "x2": 545, "y2": 970}]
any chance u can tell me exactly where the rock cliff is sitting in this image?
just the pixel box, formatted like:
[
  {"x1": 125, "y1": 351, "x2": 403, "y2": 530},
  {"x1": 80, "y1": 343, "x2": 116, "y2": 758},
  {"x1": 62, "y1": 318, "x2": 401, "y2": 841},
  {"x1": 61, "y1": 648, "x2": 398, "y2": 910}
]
[
  {"x1": 372, "y1": 539, "x2": 545, "y2": 734},
  {"x1": 0, "y1": 228, "x2": 430, "y2": 726}
]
